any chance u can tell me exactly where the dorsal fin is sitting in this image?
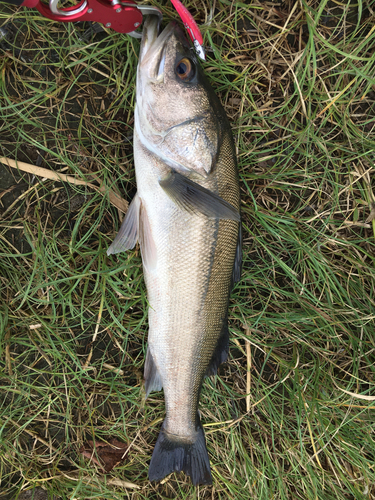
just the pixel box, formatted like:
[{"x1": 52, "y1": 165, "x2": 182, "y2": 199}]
[
  {"x1": 232, "y1": 222, "x2": 242, "y2": 285},
  {"x1": 205, "y1": 318, "x2": 229, "y2": 376}
]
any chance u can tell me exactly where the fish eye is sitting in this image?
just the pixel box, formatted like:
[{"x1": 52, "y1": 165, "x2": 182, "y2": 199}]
[{"x1": 175, "y1": 58, "x2": 195, "y2": 81}]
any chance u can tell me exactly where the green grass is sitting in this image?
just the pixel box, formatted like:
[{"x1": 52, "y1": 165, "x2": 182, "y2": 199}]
[{"x1": 1, "y1": 0, "x2": 375, "y2": 498}]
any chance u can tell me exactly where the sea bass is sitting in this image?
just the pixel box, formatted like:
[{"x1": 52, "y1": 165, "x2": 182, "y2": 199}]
[{"x1": 107, "y1": 17, "x2": 241, "y2": 485}]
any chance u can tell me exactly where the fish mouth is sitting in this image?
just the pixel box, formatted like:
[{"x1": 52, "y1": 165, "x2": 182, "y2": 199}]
[
  {"x1": 139, "y1": 19, "x2": 177, "y2": 63},
  {"x1": 138, "y1": 19, "x2": 187, "y2": 81}
]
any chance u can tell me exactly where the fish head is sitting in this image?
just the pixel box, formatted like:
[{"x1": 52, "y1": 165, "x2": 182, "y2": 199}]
[{"x1": 136, "y1": 19, "x2": 226, "y2": 178}]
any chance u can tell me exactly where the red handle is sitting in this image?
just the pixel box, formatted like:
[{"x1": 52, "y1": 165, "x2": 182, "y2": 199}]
[
  {"x1": 31, "y1": 0, "x2": 142, "y2": 34},
  {"x1": 10, "y1": 0, "x2": 204, "y2": 56}
]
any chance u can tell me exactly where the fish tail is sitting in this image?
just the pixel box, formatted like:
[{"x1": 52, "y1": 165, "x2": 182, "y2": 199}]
[{"x1": 148, "y1": 414, "x2": 212, "y2": 486}]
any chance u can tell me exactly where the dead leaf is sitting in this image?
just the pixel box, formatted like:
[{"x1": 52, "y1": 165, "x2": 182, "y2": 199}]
[{"x1": 80, "y1": 438, "x2": 129, "y2": 472}]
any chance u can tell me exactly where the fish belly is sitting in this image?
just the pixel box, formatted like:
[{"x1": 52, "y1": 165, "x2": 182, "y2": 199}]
[{"x1": 136, "y1": 147, "x2": 217, "y2": 431}]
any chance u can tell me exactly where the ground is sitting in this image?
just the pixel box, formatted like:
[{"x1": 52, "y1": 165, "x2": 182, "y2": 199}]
[{"x1": 1, "y1": 1, "x2": 375, "y2": 499}]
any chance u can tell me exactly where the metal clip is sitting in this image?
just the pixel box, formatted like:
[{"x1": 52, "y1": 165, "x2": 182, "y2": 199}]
[
  {"x1": 127, "y1": 4, "x2": 162, "y2": 38},
  {"x1": 49, "y1": 0, "x2": 87, "y2": 17}
]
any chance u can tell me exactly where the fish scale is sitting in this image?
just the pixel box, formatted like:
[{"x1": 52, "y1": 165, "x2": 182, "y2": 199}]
[{"x1": 107, "y1": 18, "x2": 241, "y2": 485}]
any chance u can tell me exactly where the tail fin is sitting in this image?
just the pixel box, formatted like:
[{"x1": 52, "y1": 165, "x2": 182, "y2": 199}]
[{"x1": 148, "y1": 415, "x2": 212, "y2": 486}]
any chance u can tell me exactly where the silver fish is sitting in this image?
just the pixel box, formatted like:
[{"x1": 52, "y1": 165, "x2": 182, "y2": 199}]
[{"x1": 108, "y1": 17, "x2": 241, "y2": 485}]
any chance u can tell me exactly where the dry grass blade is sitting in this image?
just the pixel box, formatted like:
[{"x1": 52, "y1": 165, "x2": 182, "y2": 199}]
[
  {"x1": 334, "y1": 382, "x2": 375, "y2": 401},
  {"x1": 0, "y1": 157, "x2": 128, "y2": 213}
]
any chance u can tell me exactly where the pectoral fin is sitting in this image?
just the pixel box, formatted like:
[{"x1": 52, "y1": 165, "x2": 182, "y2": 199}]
[
  {"x1": 107, "y1": 193, "x2": 141, "y2": 256},
  {"x1": 159, "y1": 171, "x2": 240, "y2": 222}
]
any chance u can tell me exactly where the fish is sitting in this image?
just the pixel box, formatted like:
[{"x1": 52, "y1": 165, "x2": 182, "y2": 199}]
[{"x1": 107, "y1": 16, "x2": 241, "y2": 486}]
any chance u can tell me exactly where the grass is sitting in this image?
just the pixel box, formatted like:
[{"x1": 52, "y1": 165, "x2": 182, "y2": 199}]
[{"x1": 1, "y1": 0, "x2": 375, "y2": 498}]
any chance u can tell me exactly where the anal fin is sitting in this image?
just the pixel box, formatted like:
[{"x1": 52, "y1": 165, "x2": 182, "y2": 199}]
[{"x1": 144, "y1": 348, "x2": 163, "y2": 397}]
